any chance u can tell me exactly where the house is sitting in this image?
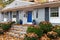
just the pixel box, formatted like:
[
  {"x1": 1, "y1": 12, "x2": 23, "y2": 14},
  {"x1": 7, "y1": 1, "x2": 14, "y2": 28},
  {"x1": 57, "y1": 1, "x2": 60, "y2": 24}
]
[{"x1": 0, "y1": 0, "x2": 60, "y2": 24}]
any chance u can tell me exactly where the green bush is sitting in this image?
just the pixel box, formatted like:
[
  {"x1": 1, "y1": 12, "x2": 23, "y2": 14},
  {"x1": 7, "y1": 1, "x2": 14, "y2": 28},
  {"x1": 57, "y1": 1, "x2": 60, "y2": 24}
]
[
  {"x1": 47, "y1": 33, "x2": 58, "y2": 39},
  {"x1": 24, "y1": 36, "x2": 38, "y2": 40},
  {"x1": 39, "y1": 21, "x2": 52, "y2": 34},
  {"x1": 52, "y1": 25, "x2": 60, "y2": 31},
  {"x1": 16, "y1": 21, "x2": 20, "y2": 24},
  {"x1": 27, "y1": 26, "x2": 43, "y2": 37},
  {"x1": 47, "y1": 31, "x2": 58, "y2": 39},
  {"x1": 27, "y1": 27, "x2": 35, "y2": 33},
  {"x1": 1, "y1": 24, "x2": 11, "y2": 31},
  {"x1": 9, "y1": 21, "x2": 15, "y2": 25},
  {"x1": 53, "y1": 25, "x2": 60, "y2": 37},
  {"x1": 0, "y1": 31, "x2": 4, "y2": 35},
  {"x1": 54, "y1": 29, "x2": 60, "y2": 37}
]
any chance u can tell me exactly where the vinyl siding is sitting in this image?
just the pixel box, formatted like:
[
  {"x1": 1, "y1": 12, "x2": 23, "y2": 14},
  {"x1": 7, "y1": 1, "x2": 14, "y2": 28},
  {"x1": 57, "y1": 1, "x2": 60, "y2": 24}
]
[{"x1": 32, "y1": 8, "x2": 45, "y2": 24}]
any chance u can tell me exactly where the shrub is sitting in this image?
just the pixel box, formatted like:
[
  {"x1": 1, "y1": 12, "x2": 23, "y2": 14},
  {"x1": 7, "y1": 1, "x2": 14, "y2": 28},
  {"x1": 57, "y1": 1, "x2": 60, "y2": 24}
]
[
  {"x1": 24, "y1": 33, "x2": 38, "y2": 40},
  {"x1": 9, "y1": 21, "x2": 15, "y2": 25},
  {"x1": 52, "y1": 25, "x2": 60, "y2": 31},
  {"x1": 19, "y1": 19, "x2": 23, "y2": 24},
  {"x1": 0, "y1": 28, "x2": 4, "y2": 35},
  {"x1": 16, "y1": 21, "x2": 20, "y2": 24},
  {"x1": 24, "y1": 36, "x2": 38, "y2": 40},
  {"x1": 53, "y1": 25, "x2": 60, "y2": 37},
  {"x1": 27, "y1": 27, "x2": 35, "y2": 33},
  {"x1": 39, "y1": 21, "x2": 52, "y2": 34},
  {"x1": 27, "y1": 26, "x2": 43, "y2": 37},
  {"x1": 32, "y1": 20, "x2": 36, "y2": 25},
  {"x1": 54, "y1": 29, "x2": 60, "y2": 37},
  {"x1": 47, "y1": 31, "x2": 58, "y2": 39},
  {"x1": 1, "y1": 24, "x2": 11, "y2": 31},
  {"x1": 0, "y1": 30, "x2": 4, "y2": 35}
]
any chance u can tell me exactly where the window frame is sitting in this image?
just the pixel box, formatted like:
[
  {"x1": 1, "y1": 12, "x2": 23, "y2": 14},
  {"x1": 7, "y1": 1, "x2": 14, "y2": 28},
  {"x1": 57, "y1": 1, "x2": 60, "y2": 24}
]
[
  {"x1": 50, "y1": 7, "x2": 59, "y2": 17},
  {"x1": 12, "y1": 12, "x2": 17, "y2": 18}
]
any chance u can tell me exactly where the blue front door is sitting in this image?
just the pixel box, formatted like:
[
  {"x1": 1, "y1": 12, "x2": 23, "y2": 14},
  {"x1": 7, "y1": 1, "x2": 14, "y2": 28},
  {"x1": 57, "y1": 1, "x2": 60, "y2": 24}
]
[{"x1": 27, "y1": 11, "x2": 32, "y2": 22}]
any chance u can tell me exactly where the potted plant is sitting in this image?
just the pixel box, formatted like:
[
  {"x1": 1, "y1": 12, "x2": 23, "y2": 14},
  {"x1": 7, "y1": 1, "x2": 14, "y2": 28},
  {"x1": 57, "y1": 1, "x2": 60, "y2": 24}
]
[
  {"x1": 32, "y1": 20, "x2": 36, "y2": 25},
  {"x1": 19, "y1": 19, "x2": 23, "y2": 25}
]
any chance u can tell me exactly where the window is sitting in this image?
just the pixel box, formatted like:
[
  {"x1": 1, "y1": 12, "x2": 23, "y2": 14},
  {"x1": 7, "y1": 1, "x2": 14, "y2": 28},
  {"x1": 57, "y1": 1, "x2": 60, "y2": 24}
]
[
  {"x1": 36, "y1": 9, "x2": 38, "y2": 18},
  {"x1": 50, "y1": 7, "x2": 59, "y2": 17},
  {"x1": 24, "y1": 13, "x2": 27, "y2": 17},
  {"x1": 13, "y1": 12, "x2": 16, "y2": 18},
  {"x1": 13, "y1": 15, "x2": 16, "y2": 18}
]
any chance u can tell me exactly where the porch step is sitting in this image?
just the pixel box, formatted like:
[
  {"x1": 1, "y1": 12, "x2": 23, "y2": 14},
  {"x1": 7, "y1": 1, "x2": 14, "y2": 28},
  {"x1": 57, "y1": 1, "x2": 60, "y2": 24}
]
[{"x1": 7, "y1": 25, "x2": 28, "y2": 38}]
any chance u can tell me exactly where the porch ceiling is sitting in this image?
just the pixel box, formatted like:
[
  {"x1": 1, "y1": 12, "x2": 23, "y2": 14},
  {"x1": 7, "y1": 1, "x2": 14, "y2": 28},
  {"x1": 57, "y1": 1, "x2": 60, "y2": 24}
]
[{"x1": 1, "y1": 1, "x2": 60, "y2": 12}]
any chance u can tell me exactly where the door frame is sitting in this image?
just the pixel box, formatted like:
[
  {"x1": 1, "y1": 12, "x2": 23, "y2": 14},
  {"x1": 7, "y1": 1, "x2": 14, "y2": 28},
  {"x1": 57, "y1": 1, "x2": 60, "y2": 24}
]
[{"x1": 27, "y1": 11, "x2": 32, "y2": 24}]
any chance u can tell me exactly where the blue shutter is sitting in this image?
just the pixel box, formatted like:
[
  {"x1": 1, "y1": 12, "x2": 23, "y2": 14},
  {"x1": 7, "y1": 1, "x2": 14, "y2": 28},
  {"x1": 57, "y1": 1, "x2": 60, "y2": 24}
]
[
  {"x1": 45, "y1": 7, "x2": 49, "y2": 21},
  {"x1": 16, "y1": 11, "x2": 19, "y2": 21}
]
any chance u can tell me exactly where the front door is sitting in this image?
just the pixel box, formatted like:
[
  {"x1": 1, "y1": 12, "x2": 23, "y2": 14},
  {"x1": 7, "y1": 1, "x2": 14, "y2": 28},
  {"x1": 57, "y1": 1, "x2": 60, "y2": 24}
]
[{"x1": 27, "y1": 11, "x2": 32, "y2": 22}]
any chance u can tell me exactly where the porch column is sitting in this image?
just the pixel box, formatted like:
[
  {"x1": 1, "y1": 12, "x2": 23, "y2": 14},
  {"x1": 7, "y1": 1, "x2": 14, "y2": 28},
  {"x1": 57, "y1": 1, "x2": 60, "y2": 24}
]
[
  {"x1": 0, "y1": 12, "x2": 4, "y2": 22},
  {"x1": 8, "y1": 12, "x2": 10, "y2": 21},
  {"x1": 45, "y1": 7, "x2": 49, "y2": 21},
  {"x1": 10, "y1": 11, "x2": 12, "y2": 21},
  {"x1": 16, "y1": 11, "x2": 19, "y2": 21}
]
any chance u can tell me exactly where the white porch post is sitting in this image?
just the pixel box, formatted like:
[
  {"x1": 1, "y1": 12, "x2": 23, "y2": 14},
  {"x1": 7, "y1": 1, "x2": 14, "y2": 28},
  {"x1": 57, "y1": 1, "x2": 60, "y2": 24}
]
[
  {"x1": 16, "y1": 11, "x2": 19, "y2": 21},
  {"x1": 10, "y1": 11, "x2": 12, "y2": 21},
  {"x1": 2, "y1": 13, "x2": 4, "y2": 21},
  {"x1": 8, "y1": 12, "x2": 11, "y2": 21},
  {"x1": 0, "y1": 12, "x2": 4, "y2": 22},
  {"x1": 23, "y1": 11, "x2": 27, "y2": 24},
  {"x1": 3, "y1": 12, "x2": 5, "y2": 22}
]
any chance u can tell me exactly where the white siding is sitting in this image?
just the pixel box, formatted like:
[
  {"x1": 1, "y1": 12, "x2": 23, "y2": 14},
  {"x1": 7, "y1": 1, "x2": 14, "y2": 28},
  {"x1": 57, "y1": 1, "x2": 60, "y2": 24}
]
[
  {"x1": 19, "y1": 11, "x2": 27, "y2": 24},
  {"x1": 32, "y1": 8, "x2": 45, "y2": 24},
  {"x1": 19, "y1": 11, "x2": 24, "y2": 20}
]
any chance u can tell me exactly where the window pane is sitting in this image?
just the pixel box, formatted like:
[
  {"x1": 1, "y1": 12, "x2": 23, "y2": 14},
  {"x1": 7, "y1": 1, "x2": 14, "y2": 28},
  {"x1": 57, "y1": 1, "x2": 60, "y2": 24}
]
[
  {"x1": 51, "y1": 12, "x2": 58, "y2": 17},
  {"x1": 50, "y1": 7, "x2": 59, "y2": 17},
  {"x1": 13, "y1": 15, "x2": 16, "y2": 18}
]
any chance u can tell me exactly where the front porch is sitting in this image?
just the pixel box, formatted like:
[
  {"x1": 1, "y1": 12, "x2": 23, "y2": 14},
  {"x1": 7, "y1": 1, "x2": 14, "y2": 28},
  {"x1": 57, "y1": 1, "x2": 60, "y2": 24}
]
[{"x1": 0, "y1": 11, "x2": 33, "y2": 24}]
